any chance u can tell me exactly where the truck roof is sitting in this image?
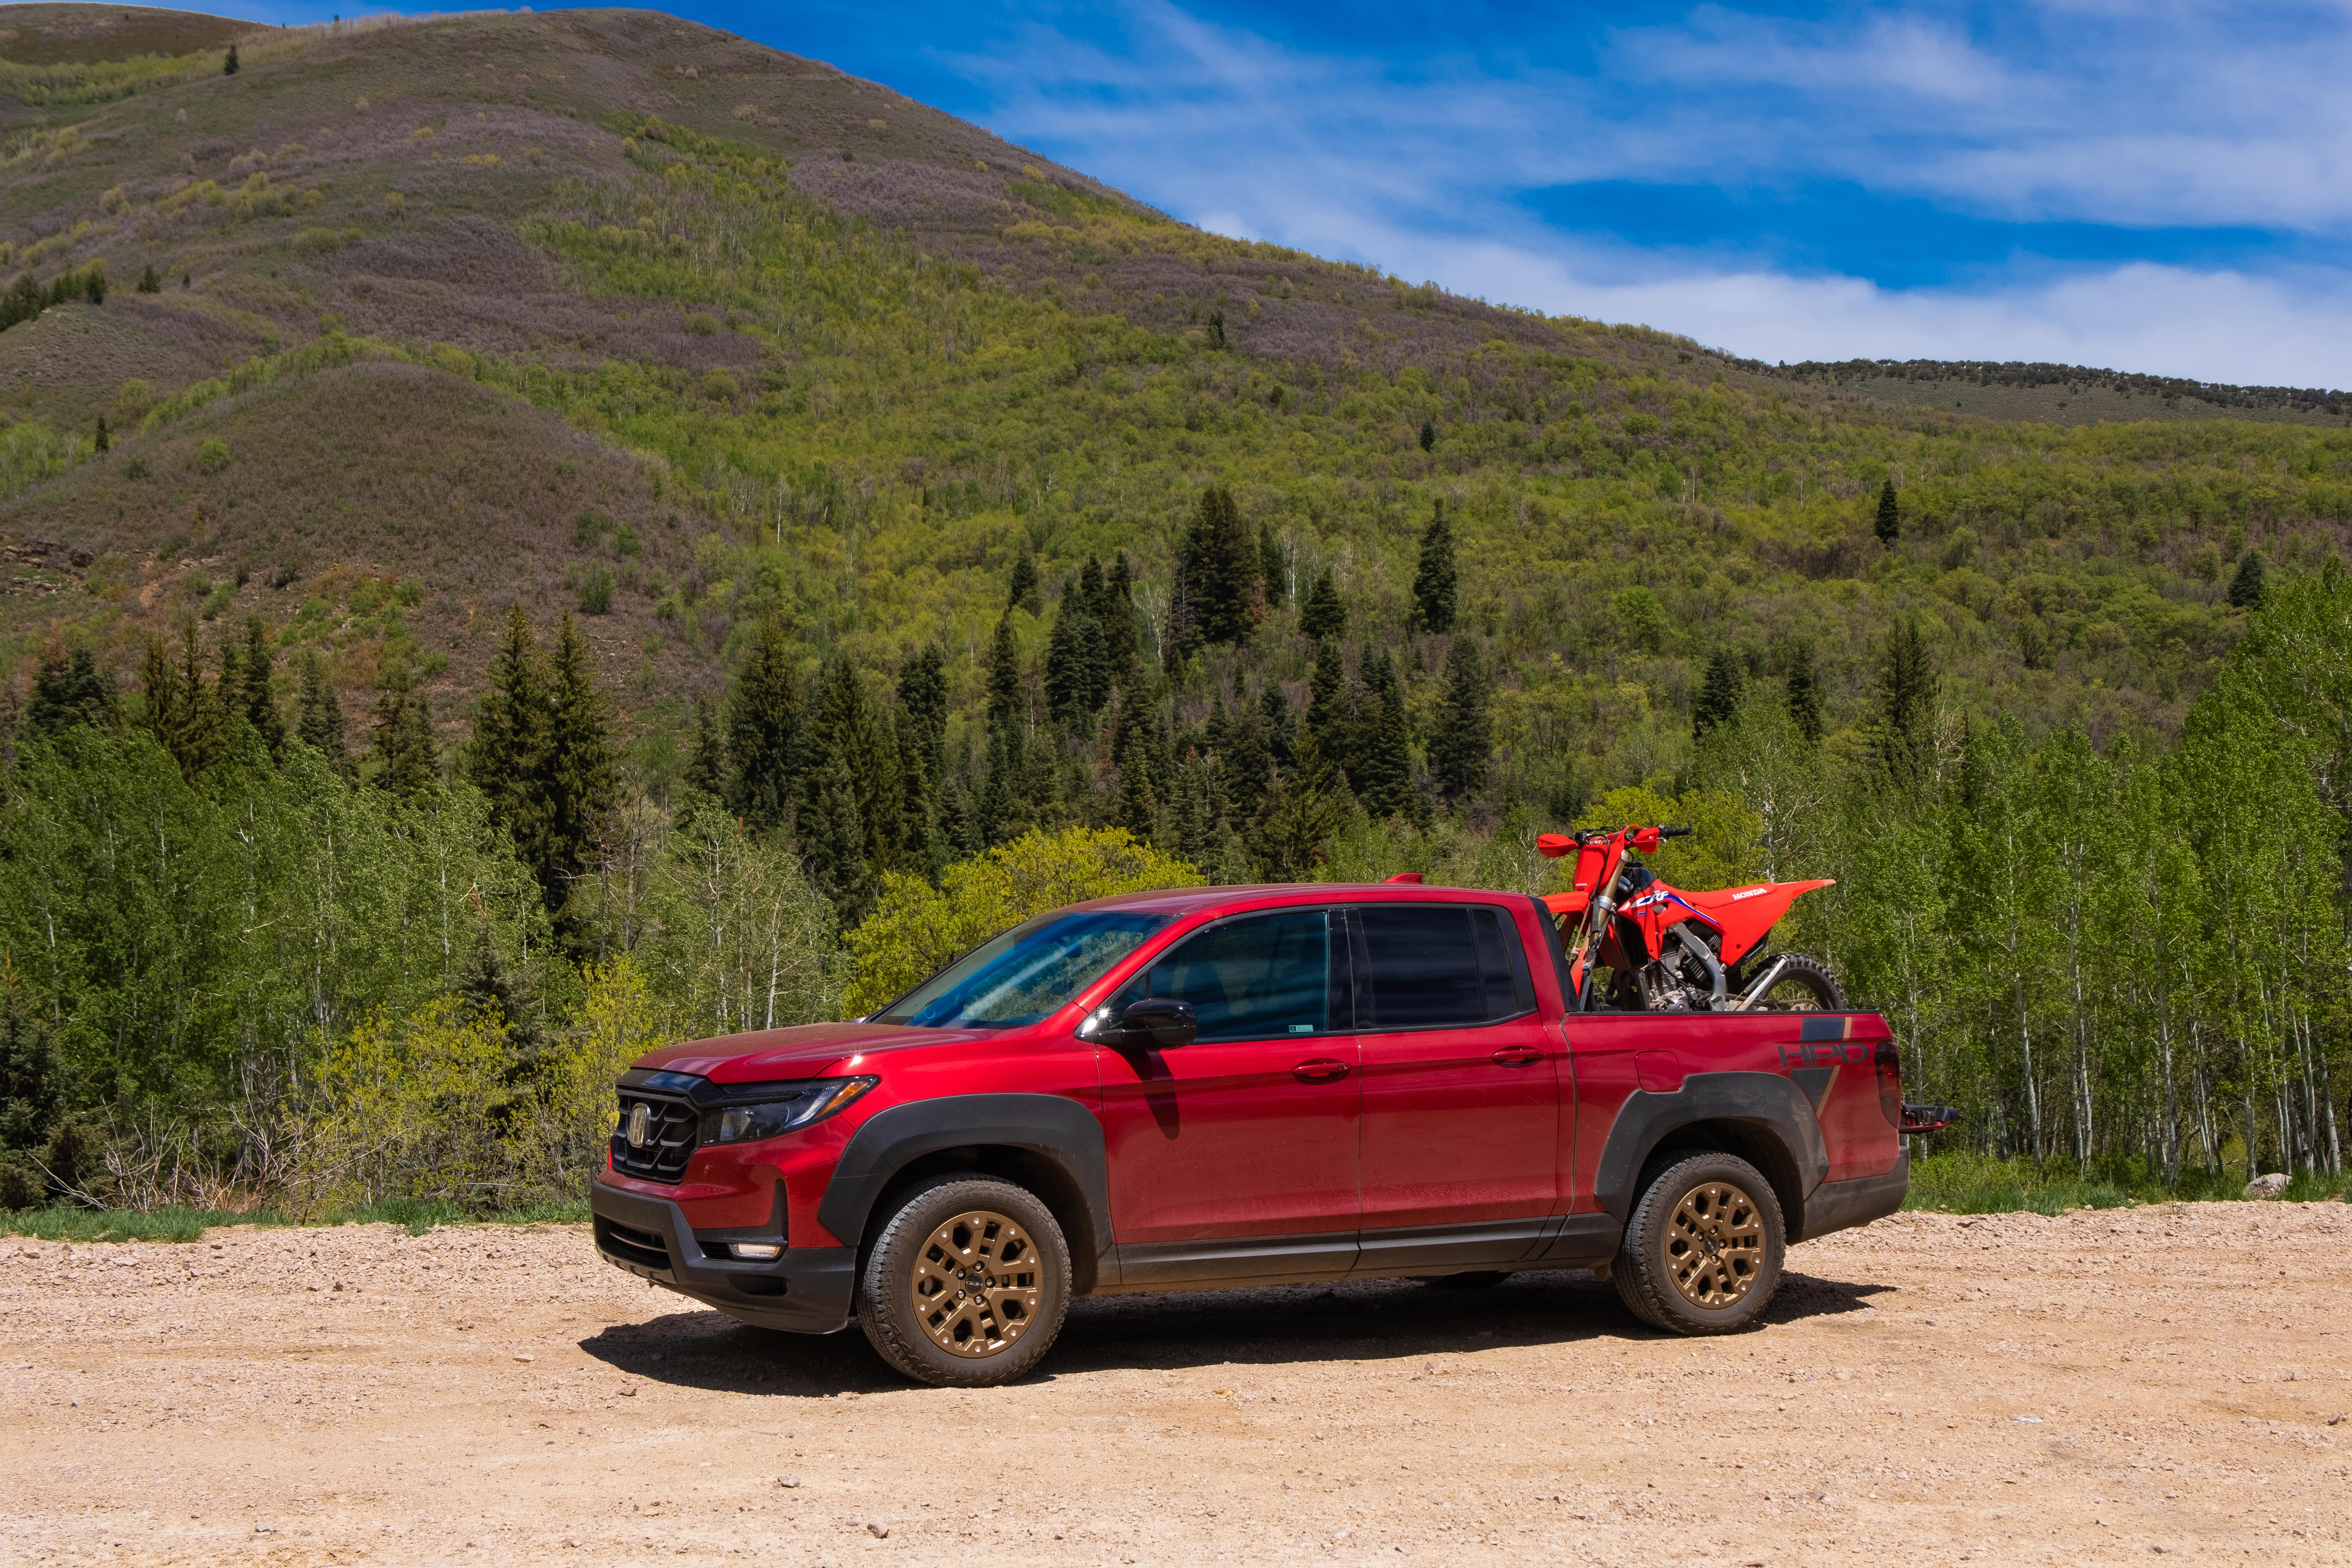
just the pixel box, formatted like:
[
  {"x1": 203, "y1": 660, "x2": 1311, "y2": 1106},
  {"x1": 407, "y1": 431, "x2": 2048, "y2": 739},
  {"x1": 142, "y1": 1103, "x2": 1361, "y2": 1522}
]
[{"x1": 1069, "y1": 882, "x2": 1535, "y2": 916}]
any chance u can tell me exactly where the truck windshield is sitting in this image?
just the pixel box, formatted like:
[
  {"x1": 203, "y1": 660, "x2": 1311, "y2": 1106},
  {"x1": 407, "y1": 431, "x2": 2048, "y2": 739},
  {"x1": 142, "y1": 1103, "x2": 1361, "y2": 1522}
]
[{"x1": 873, "y1": 910, "x2": 1172, "y2": 1031}]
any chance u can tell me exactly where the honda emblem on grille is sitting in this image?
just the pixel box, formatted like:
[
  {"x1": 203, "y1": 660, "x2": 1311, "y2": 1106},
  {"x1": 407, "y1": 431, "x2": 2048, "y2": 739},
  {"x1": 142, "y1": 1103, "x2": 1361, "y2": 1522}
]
[{"x1": 627, "y1": 1103, "x2": 650, "y2": 1148}]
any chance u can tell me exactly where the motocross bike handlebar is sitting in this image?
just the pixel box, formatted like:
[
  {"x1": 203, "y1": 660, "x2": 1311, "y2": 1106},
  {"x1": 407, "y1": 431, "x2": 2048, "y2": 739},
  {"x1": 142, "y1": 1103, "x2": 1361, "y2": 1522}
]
[{"x1": 1552, "y1": 825, "x2": 1691, "y2": 850}]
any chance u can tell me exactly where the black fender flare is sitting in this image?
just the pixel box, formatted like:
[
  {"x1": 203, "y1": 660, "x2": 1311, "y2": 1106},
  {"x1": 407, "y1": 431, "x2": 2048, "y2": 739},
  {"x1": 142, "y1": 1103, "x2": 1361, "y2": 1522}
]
[
  {"x1": 816, "y1": 1093, "x2": 1112, "y2": 1283},
  {"x1": 1591, "y1": 1071, "x2": 1829, "y2": 1238}
]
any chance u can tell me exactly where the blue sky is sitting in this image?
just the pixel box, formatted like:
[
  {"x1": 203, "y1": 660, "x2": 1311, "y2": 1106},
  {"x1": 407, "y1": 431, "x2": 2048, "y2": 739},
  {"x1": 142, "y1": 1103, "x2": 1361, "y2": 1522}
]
[{"x1": 246, "y1": 3, "x2": 2352, "y2": 386}]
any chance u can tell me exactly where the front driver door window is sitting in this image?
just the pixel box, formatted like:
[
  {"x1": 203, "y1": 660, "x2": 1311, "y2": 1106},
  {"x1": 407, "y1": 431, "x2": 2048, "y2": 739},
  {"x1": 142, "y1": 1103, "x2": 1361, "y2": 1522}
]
[{"x1": 1094, "y1": 907, "x2": 1359, "y2": 1263}]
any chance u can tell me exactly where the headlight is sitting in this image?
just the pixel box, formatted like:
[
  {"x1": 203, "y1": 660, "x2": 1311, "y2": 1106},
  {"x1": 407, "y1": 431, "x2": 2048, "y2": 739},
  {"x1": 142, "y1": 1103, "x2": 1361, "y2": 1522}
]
[{"x1": 705, "y1": 1077, "x2": 878, "y2": 1145}]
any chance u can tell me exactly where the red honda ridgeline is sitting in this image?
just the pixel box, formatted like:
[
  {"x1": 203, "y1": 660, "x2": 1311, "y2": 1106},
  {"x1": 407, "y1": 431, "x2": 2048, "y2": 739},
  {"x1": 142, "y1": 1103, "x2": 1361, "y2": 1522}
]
[{"x1": 591, "y1": 883, "x2": 1909, "y2": 1386}]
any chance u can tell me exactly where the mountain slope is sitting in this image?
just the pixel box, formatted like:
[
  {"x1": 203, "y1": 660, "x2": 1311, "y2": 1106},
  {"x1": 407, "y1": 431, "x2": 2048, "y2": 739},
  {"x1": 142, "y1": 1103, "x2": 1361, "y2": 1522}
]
[{"x1": 0, "y1": 4, "x2": 2342, "y2": 809}]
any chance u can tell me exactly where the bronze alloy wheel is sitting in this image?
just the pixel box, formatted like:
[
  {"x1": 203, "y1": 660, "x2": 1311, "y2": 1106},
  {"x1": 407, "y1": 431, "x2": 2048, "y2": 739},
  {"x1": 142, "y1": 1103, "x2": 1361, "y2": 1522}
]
[
  {"x1": 1662, "y1": 1179, "x2": 1765, "y2": 1309},
  {"x1": 909, "y1": 1208, "x2": 1043, "y2": 1358}
]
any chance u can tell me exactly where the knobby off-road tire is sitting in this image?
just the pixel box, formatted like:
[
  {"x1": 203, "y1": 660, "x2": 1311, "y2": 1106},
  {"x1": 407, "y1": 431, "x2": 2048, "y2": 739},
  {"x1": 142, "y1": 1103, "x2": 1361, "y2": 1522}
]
[
  {"x1": 1612, "y1": 1151, "x2": 1786, "y2": 1335},
  {"x1": 1747, "y1": 953, "x2": 1846, "y2": 1011},
  {"x1": 857, "y1": 1175, "x2": 1071, "y2": 1388}
]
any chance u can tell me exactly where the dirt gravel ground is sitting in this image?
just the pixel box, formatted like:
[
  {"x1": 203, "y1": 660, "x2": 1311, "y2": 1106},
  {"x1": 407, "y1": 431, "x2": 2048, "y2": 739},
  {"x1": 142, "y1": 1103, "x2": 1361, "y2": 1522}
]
[{"x1": 4, "y1": 1203, "x2": 2348, "y2": 1566}]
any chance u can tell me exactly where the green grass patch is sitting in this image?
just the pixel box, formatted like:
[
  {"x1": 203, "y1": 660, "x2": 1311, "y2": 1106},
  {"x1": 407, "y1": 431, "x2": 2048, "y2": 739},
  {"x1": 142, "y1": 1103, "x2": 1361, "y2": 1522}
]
[
  {"x1": 1905, "y1": 1150, "x2": 2352, "y2": 1213},
  {"x1": 0, "y1": 1198, "x2": 592, "y2": 1243}
]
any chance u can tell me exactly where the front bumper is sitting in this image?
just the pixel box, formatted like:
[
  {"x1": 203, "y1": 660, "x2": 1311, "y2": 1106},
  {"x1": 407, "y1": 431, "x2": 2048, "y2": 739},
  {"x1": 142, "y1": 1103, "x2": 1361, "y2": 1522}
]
[{"x1": 590, "y1": 1179, "x2": 855, "y2": 1334}]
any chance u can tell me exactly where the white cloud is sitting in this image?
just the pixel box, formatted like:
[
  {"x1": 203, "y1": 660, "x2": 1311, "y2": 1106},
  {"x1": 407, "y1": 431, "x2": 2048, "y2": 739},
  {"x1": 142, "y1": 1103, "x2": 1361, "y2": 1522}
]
[
  {"x1": 941, "y1": 1, "x2": 2352, "y2": 383},
  {"x1": 1440, "y1": 248, "x2": 2352, "y2": 385}
]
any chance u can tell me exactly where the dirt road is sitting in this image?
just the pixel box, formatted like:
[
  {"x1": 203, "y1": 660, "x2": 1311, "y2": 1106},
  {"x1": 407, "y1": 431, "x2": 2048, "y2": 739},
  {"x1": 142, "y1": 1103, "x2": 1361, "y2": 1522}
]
[{"x1": 5, "y1": 1203, "x2": 2348, "y2": 1565}]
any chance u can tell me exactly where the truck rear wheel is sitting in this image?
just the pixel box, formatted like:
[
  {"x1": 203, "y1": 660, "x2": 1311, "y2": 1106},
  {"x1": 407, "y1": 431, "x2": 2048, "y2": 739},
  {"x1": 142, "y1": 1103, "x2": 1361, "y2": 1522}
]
[
  {"x1": 1613, "y1": 1151, "x2": 1785, "y2": 1334},
  {"x1": 857, "y1": 1175, "x2": 1071, "y2": 1387}
]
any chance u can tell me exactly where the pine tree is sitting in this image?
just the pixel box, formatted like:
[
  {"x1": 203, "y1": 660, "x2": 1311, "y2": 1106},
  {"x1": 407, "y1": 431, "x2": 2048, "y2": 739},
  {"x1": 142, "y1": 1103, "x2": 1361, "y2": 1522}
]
[
  {"x1": 236, "y1": 615, "x2": 284, "y2": 760},
  {"x1": 1411, "y1": 499, "x2": 1458, "y2": 633},
  {"x1": 2228, "y1": 550, "x2": 2268, "y2": 610},
  {"x1": 895, "y1": 710, "x2": 940, "y2": 879},
  {"x1": 138, "y1": 632, "x2": 179, "y2": 755},
  {"x1": 937, "y1": 768, "x2": 983, "y2": 858},
  {"x1": 294, "y1": 650, "x2": 350, "y2": 777},
  {"x1": 25, "y1": 646, "x2": 116, "y2": 737},
  {"x1": 370, "y1": 662, "x2": 438, "y2": 797},
  {"x1": 725, "y1": 617, "x2": 800, "y2": 832},
  {"x1": 1784, "y1": 641, "x2": 1824, "y2": 747},
  {"x1": 1178, "y1": 486, "x2": 1258, "y2": 648},
  {"x1": 1167, "y1": 516, "x2": 1204, "y2": 667},
  {"x1": 1043, "y1": 603, "x2": 1107, "y2": 727},
  {"x1": 0, "y1": 991, "x2": 85, "y2": 1210},
  {"x1": 136, "y1": 263, "x2": 160, "y2": 294},
  {"x1": 143, "y1": 619, "x2": 221, "y2": 781},
  {"x1": 1875, "y1": 619, "x2": 1937, "y2": 788},
  {"x1": 985, "y1": 613, "x2": 1026, "y2": 733},
  {"x1": 806, "y1": 656, "x2": 903, "y2": 882},
  {"x1": 542, "y1": 612, "x2": 617, "y2": 920},
  {"x1": 1875, "y1": 479, "x2": 1900, "y2": 545},
  {"x1": 1304, "y1": 637, "x2": 1356, "y2": 789},
  {"x1": 1692, "y1": 647, "x2": 1744, "y2": 741},
  {"x1": 1251, "y1": 727, "x2": 1343, "y2": 880},
  {"x1": 801, "y1": 755, "x2": 873, "y2": 919},
  {"x1": 1300, "y1": 568, "x2": 1347, "y2": 642},
  {"x1": 465, "y1": 606, "x2": 550, "y2": 869},
  {"x1": 1428, "y1": 636, "x2": 1491, "y2": 799},
  {"x1": 459, "y1": 929, "x2": 543, "y2": 1060},
  {"x1": 1115, "y1": 727, "x2": 1157, "y2": 845},
  {"x1": 683, "y1": 697, "x2": 726, "y2": 799},
  {"x1": 896, "y1": 646, "x2": 948, "y2": 873},
  {"x1": 978, "y1": 617, "x2": 1035, "y2": 848},
  {"x1": 1419, "y1": 418, "x2": 1437, "y2": 452},
  {"x1": 1167, "y1": 750, "x2": 1219, "y2": 867},
  {"x1": 1258, "y1": 683, "x2": 1296, "y2": 773},
  {"x1": 977, "y1": 722, "x2": 1027, "y2": 848},
  {"x1": 1215, "y1": 695, "x2": 1272, "y2": 823},
  {"x1": 1006, "y1": 552, "x2": 1041, "y2": 615},
  {"x1": 1259, "y1": 523, "x2": 1287, "y2": 610},
  {"x1": 1098, "y1": 554, "x2": 1143, "y2": 677},
  {"x1": 93, "y1": 415, "x2": 108, "y2": 453},
  {"x1": 223, "y1": 43, "x2": 238, "y2": 75},
  {"x1": 1354, "y1": 650, "x2": 1413, "y2": 819},
  {"x1": 897, "y1": 646, "x2": 948, "y2": 775}
]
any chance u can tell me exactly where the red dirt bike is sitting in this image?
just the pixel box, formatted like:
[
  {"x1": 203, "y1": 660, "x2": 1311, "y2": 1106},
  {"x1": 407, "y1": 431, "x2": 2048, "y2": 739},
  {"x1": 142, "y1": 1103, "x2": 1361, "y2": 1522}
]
[{"x1": 1537, "y1": 826, "x2": 1847, "y2": 1013}]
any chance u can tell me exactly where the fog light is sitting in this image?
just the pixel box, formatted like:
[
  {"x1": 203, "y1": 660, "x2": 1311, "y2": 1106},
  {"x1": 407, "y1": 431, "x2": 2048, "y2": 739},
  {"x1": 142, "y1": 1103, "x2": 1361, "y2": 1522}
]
[{"x1": 727, "y1": 1242, "x2": 783, "y2": 1261}]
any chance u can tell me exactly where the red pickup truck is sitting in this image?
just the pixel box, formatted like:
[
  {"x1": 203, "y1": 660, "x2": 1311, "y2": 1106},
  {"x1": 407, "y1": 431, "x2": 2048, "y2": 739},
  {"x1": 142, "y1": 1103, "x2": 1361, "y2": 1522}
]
[{"x1": 592, "y1": 882, "x2": 1910, "y2": 1386}]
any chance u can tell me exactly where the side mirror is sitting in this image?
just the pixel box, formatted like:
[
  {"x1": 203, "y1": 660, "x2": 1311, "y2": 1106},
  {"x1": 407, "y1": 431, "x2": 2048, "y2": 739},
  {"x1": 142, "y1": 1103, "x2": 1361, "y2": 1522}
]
[{"x1": 1084, "y1": 996, "x2": 1197, "y2": 1050}]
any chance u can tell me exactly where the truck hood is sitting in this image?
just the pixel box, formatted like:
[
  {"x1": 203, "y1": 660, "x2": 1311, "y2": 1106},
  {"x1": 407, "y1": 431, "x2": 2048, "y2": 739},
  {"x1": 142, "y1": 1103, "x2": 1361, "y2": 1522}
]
[{"x1": 632, "y1": 1020, "x2": 1000, "y2": 1082}]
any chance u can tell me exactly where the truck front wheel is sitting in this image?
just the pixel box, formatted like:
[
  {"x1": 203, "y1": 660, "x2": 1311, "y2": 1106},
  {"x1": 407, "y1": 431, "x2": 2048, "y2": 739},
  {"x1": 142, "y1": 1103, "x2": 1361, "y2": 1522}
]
[
  {"x1": 1613, "y1": 1151, "x2": 1786, "y2": 1334},
  {"x1": 857, "y1": 1175, "x2": 1072, "y2": 1387}
]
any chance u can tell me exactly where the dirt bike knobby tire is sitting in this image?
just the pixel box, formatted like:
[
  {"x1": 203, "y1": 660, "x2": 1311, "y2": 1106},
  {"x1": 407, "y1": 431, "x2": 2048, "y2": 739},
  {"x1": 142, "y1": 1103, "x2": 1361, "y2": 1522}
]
[{"x1": 1755, "y1": 953, "x2": 1846, "y2": 1011}]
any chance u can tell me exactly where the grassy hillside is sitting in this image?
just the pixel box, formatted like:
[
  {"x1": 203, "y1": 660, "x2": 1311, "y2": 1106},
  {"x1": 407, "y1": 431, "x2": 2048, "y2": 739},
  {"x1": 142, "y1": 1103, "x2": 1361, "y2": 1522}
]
[
  {"x1": 1780, "y1": 358, "x2": 2352, "y2": 430},
  {"x1": 0, "y1": 3, "x2": 2342, "y2": 793}
]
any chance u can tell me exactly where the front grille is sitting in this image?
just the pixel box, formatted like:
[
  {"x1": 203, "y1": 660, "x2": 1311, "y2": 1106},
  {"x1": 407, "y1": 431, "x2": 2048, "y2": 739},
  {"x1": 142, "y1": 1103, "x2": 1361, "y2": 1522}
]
[
  {"x1": 597, "y1": 1218, "x2": 671, "y2": 1273},
  {"x1": 612, "y1": 1089, "x2": 699, "y2": 1181}
]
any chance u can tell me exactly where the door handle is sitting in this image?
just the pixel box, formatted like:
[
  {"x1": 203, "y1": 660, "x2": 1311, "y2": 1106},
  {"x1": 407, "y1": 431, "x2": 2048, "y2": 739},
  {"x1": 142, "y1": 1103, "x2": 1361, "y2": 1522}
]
[
  {"x1": 1490, "y1": 1045, "x2": 1545, "y2": 1067},
  {"x1": 1292, "y1": 1058, "x2": 1350, "y2": 1084}
]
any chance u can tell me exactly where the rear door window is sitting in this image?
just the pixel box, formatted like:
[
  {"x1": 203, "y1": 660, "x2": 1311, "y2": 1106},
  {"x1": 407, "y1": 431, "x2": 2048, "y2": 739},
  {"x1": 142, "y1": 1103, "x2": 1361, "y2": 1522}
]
[{"x1": 1357, "y1": 903, "x2": 1536, "y2": 1031}]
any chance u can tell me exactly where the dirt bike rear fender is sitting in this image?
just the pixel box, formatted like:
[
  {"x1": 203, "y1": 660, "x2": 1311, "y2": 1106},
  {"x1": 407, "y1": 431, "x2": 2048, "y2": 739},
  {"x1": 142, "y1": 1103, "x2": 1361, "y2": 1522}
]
[{"x1": 1680, "y1": 879, "x2": 1835, "y2": 967}]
